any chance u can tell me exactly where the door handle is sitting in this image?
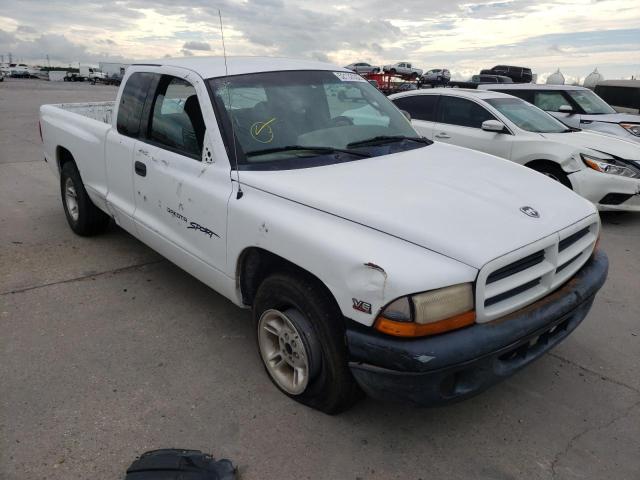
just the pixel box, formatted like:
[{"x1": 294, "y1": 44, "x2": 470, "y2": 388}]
[
  {"x1": 134, "y1": 161, "x2": 147, "y2": 177},
  {"x1": 137, "y1": 148, "x2": 149, "y2": 155},
  {"x1": 435, "y1": 132, "x2": 450, "y2": 139}
]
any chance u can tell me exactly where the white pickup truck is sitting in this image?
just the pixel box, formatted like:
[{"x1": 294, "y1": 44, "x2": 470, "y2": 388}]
[
  {"x1": 383, "y1": 62, "x2": 423, "y2": 78},
  {"x1": 40, "y1": 57, "x2": 608, "y2": 413}
]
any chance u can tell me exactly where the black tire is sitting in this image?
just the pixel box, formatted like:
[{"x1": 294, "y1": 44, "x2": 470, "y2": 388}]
[
  {"x1": 253, "y1": 271, "x2": 361, "y2": 414},
  {"x1": 60, "y1": 161, "x2": 110, "y2": 236},
  {"x1": 529, "y1": 162, "x2": 572, "y2": 189}
]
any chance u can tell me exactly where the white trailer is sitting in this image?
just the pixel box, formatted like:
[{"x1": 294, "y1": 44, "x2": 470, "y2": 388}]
[{"x1": 99, "y1": 62, "x2": 128, "y2": 78}]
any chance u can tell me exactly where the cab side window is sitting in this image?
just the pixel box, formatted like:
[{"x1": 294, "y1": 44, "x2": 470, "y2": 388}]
[
  {"x1": 437, "y1": 96, "x2": 496, "y2": 128},
  {"x1": 533, "y1": 91, "x2": 569, "y2": 112},
  {"x1": 148, "y1": 76, "x2": 206, "y2": 159},
  {"x1": 392, "y1": 95, "x2": 438, "y2": 122},
  {"x1": 117, "y1": 72, "x2": 156, "y2": 138}
]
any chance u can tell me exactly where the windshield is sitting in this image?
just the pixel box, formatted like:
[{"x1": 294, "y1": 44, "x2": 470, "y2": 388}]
[
  {"x1": 566, "y1": 90, "x2": 616, "y2": 114},
  {"x1": 486, "y1": 97, "x2": 571, "y2": 133},
  {"x1": 208, "y1": 70, "x2": 424, "y2": 169}
]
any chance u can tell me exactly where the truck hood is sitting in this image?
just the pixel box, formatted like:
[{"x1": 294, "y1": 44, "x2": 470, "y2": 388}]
[
  {"x1": 540, "y1": 130, "x2": 640, "y2": 160},
  {"x1": 579, "y1": 113, "x2": 640, "y2": 124},
  {"x1": 240, "y1": 143, "x2": 596, "y2": 268}
]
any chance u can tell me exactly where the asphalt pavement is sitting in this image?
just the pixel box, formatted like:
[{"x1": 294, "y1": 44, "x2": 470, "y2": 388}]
[{"x1": 1, "y1": 78, "x2": 639, "y2": 480}]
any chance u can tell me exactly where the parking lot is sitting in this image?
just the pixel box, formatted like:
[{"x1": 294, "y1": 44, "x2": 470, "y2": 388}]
[{"x1": 1, "y1": 78, "x2": 639, "y2": 479}]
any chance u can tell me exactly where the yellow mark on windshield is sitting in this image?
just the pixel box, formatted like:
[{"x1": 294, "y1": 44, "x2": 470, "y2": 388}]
[{"x1": 251, "y1": 117, "x2": 276, "y2": 143}]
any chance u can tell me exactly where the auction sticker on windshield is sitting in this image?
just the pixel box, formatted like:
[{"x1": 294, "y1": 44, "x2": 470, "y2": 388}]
[{"x1": 333, "y1": 72, "x2": 367, "y2": 82}]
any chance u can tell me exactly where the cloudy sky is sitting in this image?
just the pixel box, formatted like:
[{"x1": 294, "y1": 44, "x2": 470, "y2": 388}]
[{"x1": 0, "y1": 0, "x2": 638, "y2": 82}]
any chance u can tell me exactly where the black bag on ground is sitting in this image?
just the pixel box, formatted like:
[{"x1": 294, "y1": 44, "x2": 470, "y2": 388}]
[{"x1": 125, "y1": 449, "x2": 236, "y2": 480}]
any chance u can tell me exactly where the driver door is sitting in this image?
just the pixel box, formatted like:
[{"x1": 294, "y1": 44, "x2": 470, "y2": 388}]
[
  {"x1": 432, "y1": 95, "x2": 513, "y2": 159},
  {"x1": 133, "y1": 71, "x2": 233, "y2": 275}
]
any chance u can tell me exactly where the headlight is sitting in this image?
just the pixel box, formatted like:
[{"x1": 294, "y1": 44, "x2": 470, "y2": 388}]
[
  {"x1": 581, "y1": 154, "x2": 640, "y2": 179},
  {"x1": 620, "y1": 123, "x2": 640, "y2": 137},
  {"x1": 374, "y1": 283, "x2": 475, "y2": 337}
]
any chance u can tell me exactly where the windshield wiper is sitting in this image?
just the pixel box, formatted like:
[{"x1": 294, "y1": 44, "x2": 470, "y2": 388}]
[
  {"x1": 245, "y1": 145, "x2": 371, "y2": 158},
  {"x1": 347, "y1": 135, "x2": 431, "y2": 148}
]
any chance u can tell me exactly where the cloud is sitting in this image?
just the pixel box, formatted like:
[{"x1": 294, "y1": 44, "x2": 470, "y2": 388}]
[
  {"x1": 0, "y1": 0, "x2": 637, "y2": 79},
  {"x1": 183, "y1": 41, "x2": 211, "y2": 51},
  {"x1": 16, "y1": 25, "x2": 37, "y2": 34},
  {"x1": 0, "y1": 28, "x2": 131, "y2": 65}
]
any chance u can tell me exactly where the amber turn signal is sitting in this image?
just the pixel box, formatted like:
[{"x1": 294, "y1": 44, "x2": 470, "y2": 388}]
[{"x1": 374, "y1": 310, "x2": 476, "y2": 338}]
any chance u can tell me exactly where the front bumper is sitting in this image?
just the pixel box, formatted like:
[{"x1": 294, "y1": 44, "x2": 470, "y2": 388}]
[
  {"x1": 569, "y1": 168, "x2": 640, "y2": 212},
  {"x1": 346, "y1": 250, "x2": 608, "y2": 406}
]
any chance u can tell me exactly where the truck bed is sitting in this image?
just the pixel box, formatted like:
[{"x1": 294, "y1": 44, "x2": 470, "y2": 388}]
[
  {"x1": 40, "y1": 101, "x2": 117, "y2": 206},
  {"x1": 49, "y1": 101, "x2": 116, "y2": 124}
]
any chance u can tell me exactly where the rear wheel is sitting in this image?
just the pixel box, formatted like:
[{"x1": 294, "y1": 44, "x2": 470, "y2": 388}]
[
  {"x1": 529, "y1": 162, "x2": 572, "y2": 189},
  {"x1": 60, "y1": 161, "x2": 110, "y2": 236},
  {"x1": 253, "y1": 271, "x2": 361, "y2": 414}
]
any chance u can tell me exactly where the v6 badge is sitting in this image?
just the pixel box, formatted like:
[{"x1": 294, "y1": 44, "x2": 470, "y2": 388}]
[{"x1": 352, "y1": 298, "x2": 372, "y2": 314}]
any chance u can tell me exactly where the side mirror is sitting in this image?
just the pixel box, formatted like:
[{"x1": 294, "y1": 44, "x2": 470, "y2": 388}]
[
  {"x1": 481, "y1": 119, "x2": 506, "y2": 132},
  {"x1": 558, "y1": 105, "x2": 574, "y2": 113},
  {"x1": 400, "y1": 110, "x2": 411, "y2": 121}
]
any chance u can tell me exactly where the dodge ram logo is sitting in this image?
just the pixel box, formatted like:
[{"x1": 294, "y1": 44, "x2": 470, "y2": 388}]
[{"x1": 520, "y1": 206, "x2": 540, "y2": 218}]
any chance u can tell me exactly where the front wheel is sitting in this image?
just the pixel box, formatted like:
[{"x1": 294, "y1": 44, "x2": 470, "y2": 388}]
[
  {"x1": 60, "y1": 161, "x2": 110, "y2": 236},
  {"x1": 253, "y1": 272, "x2": 361, "y2": 414}
]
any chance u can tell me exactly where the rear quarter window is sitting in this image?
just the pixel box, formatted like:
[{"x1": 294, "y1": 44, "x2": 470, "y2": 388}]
[{"x1": 117, "y1": 72, "x2": 156, "y2": 137}]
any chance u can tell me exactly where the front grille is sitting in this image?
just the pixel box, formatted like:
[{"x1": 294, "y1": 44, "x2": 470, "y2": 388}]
[
  {"x1": 556, "y1": 253, "x2": 582, "y2": 273},
  {"x1": 485, "y1": 278, "x2": 541, "y2": 307},
  {"x1": 487, "y1": 250, "x2": 545, "y2": 284},
  {"x1": 476, "y1": 218, "x2": 598, "y2": 322},
  {"x1": 559, "y1": 227, "x2": 589, "y2": 251}
]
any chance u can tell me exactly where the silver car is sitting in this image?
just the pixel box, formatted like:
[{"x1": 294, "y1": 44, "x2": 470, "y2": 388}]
[
  {"x1": 478, "y1": 84, "x2": 640, "y2": 144},
  {"x1": 345, "y1": 62, "x2": 380, "y2": 75},
  {"x1": 420, "y1": 68, "x2": 451, "y2": 86}
]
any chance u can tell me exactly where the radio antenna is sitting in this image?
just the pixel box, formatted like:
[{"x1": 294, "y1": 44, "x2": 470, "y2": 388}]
[{"x1": 218, "y1": 9, "x2": 243, "y2": 199}]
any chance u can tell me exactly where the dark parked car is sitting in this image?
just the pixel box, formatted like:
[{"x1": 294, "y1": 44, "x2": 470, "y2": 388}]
[
  {"x1": 471, "y1": 74, "x2": 513, "y2": 84},
  {"x1": 448, "y1": 74, "x2": 514, "y2": 88},
  {"x1": 419, "y1": 69, "x2": 451, "y2": 86},
  {"x1": 480, "y1": 65, "x2": 533, "y2": 83}
]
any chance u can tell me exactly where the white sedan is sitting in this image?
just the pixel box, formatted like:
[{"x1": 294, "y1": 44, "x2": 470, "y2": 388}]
[
  {"x1": 390, "y1": 89, "x2": 640, "y2": 212},
  {"x1": 344, "y1": 62, "x2": 380, "y2": 75}
]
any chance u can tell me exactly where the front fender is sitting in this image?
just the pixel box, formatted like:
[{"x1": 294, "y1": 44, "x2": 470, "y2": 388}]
[
  {"x1": 226, "y1": 184, "x2": 478, "y2": 327},
  {"x1": 514, "y1": 139, "x2": 583, "y2": 173}
]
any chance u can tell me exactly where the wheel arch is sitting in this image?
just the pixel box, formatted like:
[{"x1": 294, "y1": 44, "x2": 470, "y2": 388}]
[
  {"x1": 236, "y1": 247, "x2": 340, "y2": 313},
  {"x1": 525, "y1": 159, "x2": 574, "y2": 188},
  {"x1": 525, "y1": 158, "x2": 567, "y2": 172},
  {"x1": 56, "y1": 145, "x2": 76, "y2": 173}
]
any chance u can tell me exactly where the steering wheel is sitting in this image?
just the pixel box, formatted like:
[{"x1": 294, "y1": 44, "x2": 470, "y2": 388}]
[{"x1": 329, "y1": 116, "x2": 354, "y2": 127}]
